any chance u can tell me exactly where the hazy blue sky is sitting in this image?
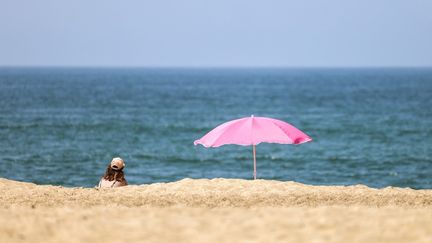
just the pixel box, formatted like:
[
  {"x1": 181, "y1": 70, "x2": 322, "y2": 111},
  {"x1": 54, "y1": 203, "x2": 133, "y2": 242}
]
[{"x1": 1, "y1": 0, "x2": 431, "y2": 67}]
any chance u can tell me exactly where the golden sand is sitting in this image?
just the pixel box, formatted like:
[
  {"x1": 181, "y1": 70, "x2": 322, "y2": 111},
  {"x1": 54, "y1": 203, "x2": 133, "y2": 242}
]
[{"x1": 1, "y1": 178, "x2": 431, "y2": 243}]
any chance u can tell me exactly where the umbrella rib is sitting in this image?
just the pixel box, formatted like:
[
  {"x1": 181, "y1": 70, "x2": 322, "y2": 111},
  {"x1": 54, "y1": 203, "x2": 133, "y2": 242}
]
[
  {"x1": 270, "y1": 122, "x2": 295, "y2": 144},
  {"x1": 211, "y1": 118, "x2": 248, "y2": 147}
]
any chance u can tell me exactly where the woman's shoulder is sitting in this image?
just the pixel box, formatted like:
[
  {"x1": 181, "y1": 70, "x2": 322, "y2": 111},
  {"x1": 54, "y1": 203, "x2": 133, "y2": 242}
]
[{"x1": 113, "y1": 179, "x2": 128, "y2": 187}]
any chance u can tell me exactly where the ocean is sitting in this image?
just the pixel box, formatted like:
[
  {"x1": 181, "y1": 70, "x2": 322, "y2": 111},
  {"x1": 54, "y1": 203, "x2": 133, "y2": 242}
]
[{"x1": 0, "y1": 67, "x2": 431, "y2": 188}]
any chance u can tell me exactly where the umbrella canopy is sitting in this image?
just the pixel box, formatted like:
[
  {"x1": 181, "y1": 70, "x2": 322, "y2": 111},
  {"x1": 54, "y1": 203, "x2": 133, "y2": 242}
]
[{"x1": 194, "y1": 115, "x2": 312, "y2": 179}]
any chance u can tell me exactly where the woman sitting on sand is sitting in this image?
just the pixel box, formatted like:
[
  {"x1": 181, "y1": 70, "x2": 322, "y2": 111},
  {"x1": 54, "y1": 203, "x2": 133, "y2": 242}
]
[{"x1": 97, "y1": 157, "x2": 128, "y2": 188}]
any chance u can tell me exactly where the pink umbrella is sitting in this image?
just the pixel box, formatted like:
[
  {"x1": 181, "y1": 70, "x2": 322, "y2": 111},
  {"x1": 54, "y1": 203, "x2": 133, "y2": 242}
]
[{"x1": 194, "y1": 115, "x2": 312, "y2": 179}]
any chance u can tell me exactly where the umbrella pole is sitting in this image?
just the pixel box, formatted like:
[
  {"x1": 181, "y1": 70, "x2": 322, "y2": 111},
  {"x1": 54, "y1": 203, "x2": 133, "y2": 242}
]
[{"x1": 253, "y1": 145, "x2": 257, "y2": 180}]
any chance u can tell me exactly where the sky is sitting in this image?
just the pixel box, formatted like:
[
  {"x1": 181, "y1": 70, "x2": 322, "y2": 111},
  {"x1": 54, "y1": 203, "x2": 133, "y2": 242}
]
[{"x1": 1, "y1": 0, "x2": 432, "y2": 67}]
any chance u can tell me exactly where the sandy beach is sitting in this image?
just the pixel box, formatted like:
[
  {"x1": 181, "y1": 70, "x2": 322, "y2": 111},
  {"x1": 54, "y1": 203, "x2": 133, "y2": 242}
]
[{"x1": 1, "y1": 178, "x2": 431, "y2": 243}]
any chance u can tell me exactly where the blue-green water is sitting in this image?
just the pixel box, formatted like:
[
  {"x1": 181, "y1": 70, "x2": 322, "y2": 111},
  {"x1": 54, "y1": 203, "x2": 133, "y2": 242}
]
[{"x1": 0, "y1": 67, "x2": 431, "y2": 188}]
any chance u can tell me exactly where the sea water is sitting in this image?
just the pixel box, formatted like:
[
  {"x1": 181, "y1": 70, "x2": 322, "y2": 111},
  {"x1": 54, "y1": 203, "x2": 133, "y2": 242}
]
[{"x1": 0, "y1": 67, "x2": 431, "y2": 188}]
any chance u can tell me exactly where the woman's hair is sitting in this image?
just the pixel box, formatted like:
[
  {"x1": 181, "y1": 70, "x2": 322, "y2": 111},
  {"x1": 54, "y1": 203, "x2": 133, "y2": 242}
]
[{"x1": 103, "y1": 164, "x2": 126, "y2": 182}]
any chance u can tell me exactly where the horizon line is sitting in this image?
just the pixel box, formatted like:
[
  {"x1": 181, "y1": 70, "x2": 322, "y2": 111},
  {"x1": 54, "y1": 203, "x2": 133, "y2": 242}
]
[{"x1": 1, "y1": 65, "x2": 432, "y2": 69}]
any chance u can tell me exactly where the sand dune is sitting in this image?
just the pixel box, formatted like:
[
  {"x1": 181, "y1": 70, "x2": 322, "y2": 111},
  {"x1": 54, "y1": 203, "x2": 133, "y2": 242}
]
[
  {"x1": 2, "y1": 178, "x2": 431, "y2": 207},
  {"x1": 1, "y1": 178, "x2": 431, "y2": 243}
]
